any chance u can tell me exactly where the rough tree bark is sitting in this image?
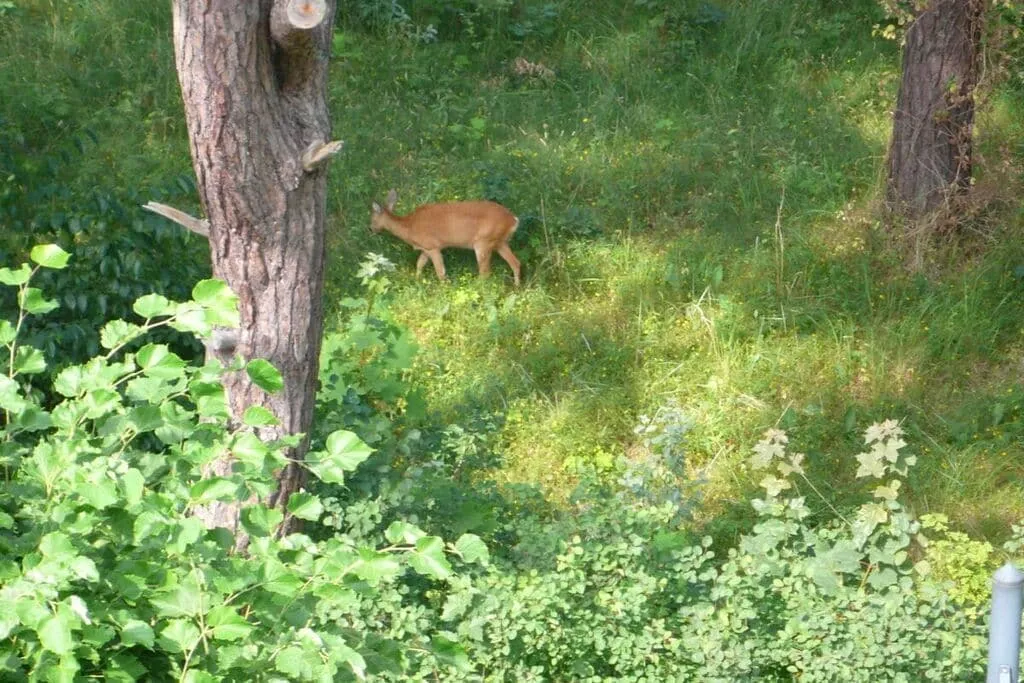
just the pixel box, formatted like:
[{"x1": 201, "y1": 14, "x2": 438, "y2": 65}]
[
  {"x1": 886, "y1": 0, "x2": 983, "y2": 219},
  {"x1": 163, "y1": 0, "x2": 341, "y2": 543}
]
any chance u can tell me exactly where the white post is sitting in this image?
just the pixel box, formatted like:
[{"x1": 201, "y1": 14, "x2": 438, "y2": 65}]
[{"x1": 987, "y1": 562, "x2": 1024, "y2": 683}]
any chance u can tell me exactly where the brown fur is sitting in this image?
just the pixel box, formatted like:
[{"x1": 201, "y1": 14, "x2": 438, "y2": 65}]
[{"x1": 371, "y1": 189, "x2": 521, "y2": 286}]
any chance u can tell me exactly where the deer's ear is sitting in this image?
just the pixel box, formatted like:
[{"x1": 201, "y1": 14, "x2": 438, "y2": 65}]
[
  {"x1": 372, "y1": 201, "x2": 382, "y2": 214},
  {"x1": 386, "y1": 189, "x2": 398, "y2": 211}
]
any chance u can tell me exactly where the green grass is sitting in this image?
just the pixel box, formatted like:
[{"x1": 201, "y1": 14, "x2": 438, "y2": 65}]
[
  {"x1": 5, "y1": 0, "x2": 1024, "y2": 541},
  {"x1": 327, "y1": 0, "x2": 1024, "y2": 537}
]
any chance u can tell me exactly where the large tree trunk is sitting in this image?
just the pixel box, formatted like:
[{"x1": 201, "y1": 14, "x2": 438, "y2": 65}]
[
  {"x1": 170, "y1": 0, "x2": 339, "y2": 543},
  {"x1": 886, "y1": 0, "x2": 983, "y2": 219}
]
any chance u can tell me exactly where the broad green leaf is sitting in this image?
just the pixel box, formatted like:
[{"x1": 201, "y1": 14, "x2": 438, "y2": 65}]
[
  {"x1": 206, "y1": 607, "x2": 253, "y2": 641},
  {"x1": 286, "y1": 492, "x2": 324, "y2": 521},
  {"x1": 191, "y1": 279, "x2": 239, "y2": 327},
  {"x1": 53, "y1": 366, "x2": 85, "y2": 397},
  {"x1": 241, "y1": 505, "x2": 283, "y2": 537},
  {"x1": 137, "y1": 344, "x2": 186, "y2": 380},
  {"x1": 74, "y1": 477, "x2": 119, "y2": 510},
  {"x1": 385, "y1": 521, "x2": 426, "y2": 545},
  {"x1": 196, "y1": 392, "x2": 229, "y2": 419},
  {"x1": 16, "y1": 598, "x2": 50, "y2": 628},
  {"x1": 0, "y1": 375, "x2": 28, "y2": 412},
  {"x1": 0, "y1": 607, "x2": 17, "y2": 639},
  {"x1": 37, "y1": 614, "x2": 74, "y2": 655},
  {"x1": 242, "y1": 405, "x2": 280, "y2": 427},
  {"x1": 39, "y1": 532, "x2": 75, "y2": 560},
  {"x1": 151, "y1": 585, "x2": 204, "y2": 619},
  {"x1": 352, "y1": 548, "x2": 401, "y2": 585},
  {"x1": 275, "y1": 646, "x2": 313, "y2": 679},
  {"x1": 128, "y1": 404, "x2": 163, "y2": 432},
  {"x1": 158, "y1": 619, "x2": 201, "y2": 653},
  {"x1": 14, "y1": 405, "x2": 51, "y2": 432},
  {"x1": 409, "y1": 536, "x2": 452, "y2": 580},
  {"x1": 326, "y1": 430, "x2": 372, "y2": 467},
  {"x1": 81, "y1": 623, "x2": 115, "y2": 648},
  {"x1": 133, "y1": 510, "x2": 168, "y2": 544},
  {"x1": 306, "y1": 456, "x2": 348, "y2": 485},
  {"x1": 190, "y1": 477, "x2": 238, "y2": 503},
  {"x1": 126, "y1": 376, "x2": 178, "y2": 406},
  {"x1": 133, "y1": 293, "x2": 172, "y2": 319},
  {"x1": 154, "y1": 400, "x2": 195, "y2": 444},
  {"x1": 260, "y1": 561, "x2": 304, "y2": 597},
  {"x1": 454, "y1": 534, "x2": 489, "y2": 565},
  {"x1": 100, "y1": 320, "x2": 144, "y2": 350},
  {"x1": 231, "y1": 432, "x2": 269, "y2": 467},
  {"x1": 335, "y1": 643, "x2": 367, "y2": 680},
  {"x1": 70, "y1": 556, "x2": 99, "y2": 582},
  {"x1": 868, "y1": 567, "x2": 899, "y2": 589},
  {"x1": 43, "y1": 655, "x2": 81, "y2": 683},
  {"x1": 30, "y1": 244, "x2": 71, "y2": 269},
  {"x1": 0, "y1": 320, "x2": 15, "y2": 344},
  {"x1": 20, "y1": 287, "x2": 59, "y2": 315},
  {"x1": 82, "y1": 388, "x2": 120, "y2": 419},
  {"x1": 13, "y1": 346, "x2": 46, "y2": 375},
  {"x1": 192, "y1": 279, "x2": 230, "y2": 303},
  {"x1": 429, "y1": 634, "x2": 471, "y2": 671},
  {"x1": 173, "y1": 518, "x2": 205, "y2": 554},
  {"x1": 169, "y1": 304, "x2": 210, "y2": 336},
  {"x1": 306, "y1": 431, "x2": 373, "y2": 484},
  {"x1": 0, "y1": 263, "x2": 31, "y2": 286},
  {"x1": 441, "y1": 588, "x2": 474, "y2": 622},
  {"x1": 110, "y1": 574, "x2": 147, "y2": 603},
  {"x1": 246, "y1": 359, "x2": 283, "y2": 393},
  {"x1": 120, "y1": 620, "x2": 155, "y2": 648},
  {"x1": 121, "y1": 469, "x2": 145, "y2": 506},
  {"x1": 104, "y1": 653, "x2": 147, "y2": 682}
]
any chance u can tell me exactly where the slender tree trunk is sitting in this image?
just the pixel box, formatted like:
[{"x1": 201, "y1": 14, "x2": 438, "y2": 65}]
[
  {"x1": 170, "y1": 0, "x2": 339, "y2": 543},
  {"x1": 886, "y1": 0, "x2": 983, "y2": 219}
]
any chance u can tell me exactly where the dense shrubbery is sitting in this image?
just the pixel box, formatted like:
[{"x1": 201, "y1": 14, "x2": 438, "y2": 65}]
[
  {"x1": 444, "y1": 425, "x2": 990, "y2": 681},
  {"x1": 0, "y1": 248, "x2": 487, "y2": 681},
  {"x1": 2, "y1": 247, "x2": 1000, "y2": 680},
  {"x1": 0, "y1": 117, "x2": 208, "y2": 374}
]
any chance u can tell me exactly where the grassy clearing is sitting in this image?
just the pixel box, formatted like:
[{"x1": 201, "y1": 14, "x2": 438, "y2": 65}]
[
  {"x1": 329, "y1": 0, "x2": 1024, "y2": 537},
  {"x1": 4, "y1": 0, "x2": 1024, "y2": 540}
]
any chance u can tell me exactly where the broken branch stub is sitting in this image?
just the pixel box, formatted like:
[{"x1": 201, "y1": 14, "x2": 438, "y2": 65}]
[
  {"x1": 301, "y1": 139, "x2": 344, "y2": 172},
  {"x1": 142, "y1": 201, "x2": 210, "y2": 238}
]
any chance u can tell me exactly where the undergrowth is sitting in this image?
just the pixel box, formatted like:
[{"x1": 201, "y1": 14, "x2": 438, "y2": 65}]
[{"x1": 3, "y1": 0, "x2": 1024, "y2": 580}]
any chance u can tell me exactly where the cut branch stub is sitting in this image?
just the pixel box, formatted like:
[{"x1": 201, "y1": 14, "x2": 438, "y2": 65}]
[
  {"x1": 142, "y1": 201, "x2": 210, "y2": 238},
  {"x1": 301, "y1": 139, "x2": 344, "y2": 172},
  {"x1": 287, "y1": 0, "x2": 327, "y2": 29},
  {"x1": 271, "y1": 0, "x2": 328, "y2": 49}
]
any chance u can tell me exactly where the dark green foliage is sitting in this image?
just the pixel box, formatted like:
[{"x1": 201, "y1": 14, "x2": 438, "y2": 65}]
[
  {"x1": 4, "y1": 0, "x2": 1024, "y2": 677},
  {"x1": 0, "y1": 0, "x2": 209, "y2": 380},
  {"x1": 0, "y1": 250, "x2": 487, "y2": 680}
]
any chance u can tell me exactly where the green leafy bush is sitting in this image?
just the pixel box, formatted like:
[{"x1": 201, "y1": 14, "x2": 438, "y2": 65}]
[
  {"x1": 315, "y1": 254, "x2": 529, "y2": 547},
  {"x1": 385, "y1": 422, "x2": 990, "y2": 681},
  {"x1": 0, "y1": 246, "x2": 999, "y2": 681},
  {"x1": 0, "y1": 246, "x2": 485, "y2": 681}
]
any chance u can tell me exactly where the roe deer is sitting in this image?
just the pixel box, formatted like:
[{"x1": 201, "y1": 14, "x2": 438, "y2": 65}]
[{"x1": 370, "y1": 189, "x2": 521, "y2": 286}]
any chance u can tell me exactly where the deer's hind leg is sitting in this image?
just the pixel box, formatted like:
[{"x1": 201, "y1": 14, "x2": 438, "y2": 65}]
[{"x1": 496, "y1": 243, "x2": 521, "y2": 286}]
